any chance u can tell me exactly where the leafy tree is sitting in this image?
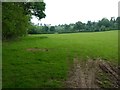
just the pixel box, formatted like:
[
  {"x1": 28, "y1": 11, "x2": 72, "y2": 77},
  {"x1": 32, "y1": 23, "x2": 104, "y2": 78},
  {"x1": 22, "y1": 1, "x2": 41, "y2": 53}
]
[
  {"x1": 50, "y1": 26, "x2": 55, "y2": 32},
  {"x1": 2, "y1": 3, "x2": 30, "y2": 39},
  {"x1": 21, "y1": 2, "x2": 46, "y2": 20},
  {"x1": 64, "y1": 24, "x2": 70, "y2": 32},
  {"x1": 86, "y1": 21, "x2": 92, "y2": 31},
  {"x1": 100, "y1": 25, "x2": 106, "y2": 31},
  {"x1": 2, "y1": 2, "x2": 46, "y2": 39},
  {"x1": 74, "y1": 21, "x2": 84, "y2": 32},
  {"x1": 28, "y1": 23, "x2": 38, "y2": 34},
  {"x1": 98, "y1": 18, "x2": 110, "y2": 28},
  {"x1": 43, "y1": 25, "x2": 49, "y2": 33}
]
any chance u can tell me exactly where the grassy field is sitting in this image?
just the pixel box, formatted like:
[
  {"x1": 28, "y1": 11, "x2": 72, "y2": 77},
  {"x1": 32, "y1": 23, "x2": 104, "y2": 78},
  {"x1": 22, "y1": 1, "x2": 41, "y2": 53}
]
[{"x1": 2, "y1": 30, "x2": 118, "y2": 88}]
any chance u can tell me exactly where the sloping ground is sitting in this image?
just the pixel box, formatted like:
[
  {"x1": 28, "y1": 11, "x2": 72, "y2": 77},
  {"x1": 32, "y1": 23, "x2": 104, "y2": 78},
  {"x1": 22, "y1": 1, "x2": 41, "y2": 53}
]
[{"x1": 65, "y1": 58, "x2": 119, "y2": 88}]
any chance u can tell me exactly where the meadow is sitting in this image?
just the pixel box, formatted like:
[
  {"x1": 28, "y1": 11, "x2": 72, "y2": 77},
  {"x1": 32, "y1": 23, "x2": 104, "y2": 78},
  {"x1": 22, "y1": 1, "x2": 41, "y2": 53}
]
[{"x1": 2, "y1": 30, "x2": 118, "y2": 88}]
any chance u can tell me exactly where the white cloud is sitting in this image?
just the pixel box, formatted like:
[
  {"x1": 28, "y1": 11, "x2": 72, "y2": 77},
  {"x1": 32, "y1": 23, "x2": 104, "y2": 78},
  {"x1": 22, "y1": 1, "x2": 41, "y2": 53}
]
[{"x1": 31, "y1": 0, "x2": 119, "y2": 25}]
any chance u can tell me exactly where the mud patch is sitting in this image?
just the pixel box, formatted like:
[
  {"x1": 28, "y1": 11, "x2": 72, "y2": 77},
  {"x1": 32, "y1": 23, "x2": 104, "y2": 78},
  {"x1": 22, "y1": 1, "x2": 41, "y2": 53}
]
[
  {"x1": 96, "y1": 59, "x2": 119, "y2": 88},
  {"x1": 65, "y1": 58, "x2": 119, "y2": 88},
  {"x1": 26, "y1": 48, "x2": 48, "y2": 52}
]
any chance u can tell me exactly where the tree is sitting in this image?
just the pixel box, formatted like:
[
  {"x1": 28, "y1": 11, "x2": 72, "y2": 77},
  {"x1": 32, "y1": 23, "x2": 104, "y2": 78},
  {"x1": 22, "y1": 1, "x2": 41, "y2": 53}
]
[
  {"x1": 100, "y1": 25, "x2": 106, "y2": 31},
  {"x1": 2, "y1": 2, "x2": 46, "y2": 39},
  {"x1": 20, "y1": 2, "x2": 46, "y2": 20},
  {"x1": 43, "y1": 25, "x2": 49, "y2": 33},
  {"x1": 74, "y1": 21, "x2": 84, "y2": 32},
  {"x1": 98, "y1": 18, "x2": 110, "y2": 28},
  {"x1": 2, "y1": 3, "x2": 29, "y2": 39},
  {"x1": 86, "y1": 21, "x2": 92, "y2": 31},
  {"x1": 64, "y1": 24, "x2": 70, "y2": 32},
  {"x1": 50, "y1": 26, "x2": 55, "y2": 33}
]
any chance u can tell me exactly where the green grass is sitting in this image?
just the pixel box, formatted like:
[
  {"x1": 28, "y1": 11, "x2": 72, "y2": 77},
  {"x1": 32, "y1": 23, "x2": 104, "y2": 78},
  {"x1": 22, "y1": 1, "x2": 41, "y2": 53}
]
[{"x1": 3, "y1": 30, "x2": 118, "y2": 88}]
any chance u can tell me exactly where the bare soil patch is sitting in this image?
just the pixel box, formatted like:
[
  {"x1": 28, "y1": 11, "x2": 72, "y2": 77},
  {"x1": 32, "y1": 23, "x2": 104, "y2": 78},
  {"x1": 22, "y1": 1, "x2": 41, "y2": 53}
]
[
  {"x1": 96, "y1": 59, "x2": 119, "y2": 88},
  {"x1": 65, "y1": 58, "x2": 119, "y2": 88},
  {"x1": 26, "y1": 48, "x2": 48, "y2": 52}
]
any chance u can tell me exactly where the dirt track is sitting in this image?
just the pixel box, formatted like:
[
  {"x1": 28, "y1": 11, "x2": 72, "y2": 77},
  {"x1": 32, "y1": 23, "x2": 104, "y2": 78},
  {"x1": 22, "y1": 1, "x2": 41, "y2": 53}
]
[{"x1": 65, "y1": 58, "x2": 119, "y2": 88}]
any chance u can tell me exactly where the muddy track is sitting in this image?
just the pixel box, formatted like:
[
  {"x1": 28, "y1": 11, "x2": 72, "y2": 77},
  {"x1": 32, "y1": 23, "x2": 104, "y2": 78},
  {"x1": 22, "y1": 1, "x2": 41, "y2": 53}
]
[{"x1": 65, "y1": 58, "x2": 119, "y2": 88}]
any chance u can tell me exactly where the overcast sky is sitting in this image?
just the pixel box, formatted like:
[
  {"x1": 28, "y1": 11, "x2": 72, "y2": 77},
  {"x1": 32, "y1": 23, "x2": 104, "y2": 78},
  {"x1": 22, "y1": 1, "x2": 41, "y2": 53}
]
[{"x1": 31, "y1": 0, "x2": 120, "y2": 26}]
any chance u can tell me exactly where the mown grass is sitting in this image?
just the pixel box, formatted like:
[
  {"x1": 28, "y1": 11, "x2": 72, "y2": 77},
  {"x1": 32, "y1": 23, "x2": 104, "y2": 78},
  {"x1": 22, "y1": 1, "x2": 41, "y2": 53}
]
[{"x1": 2, "y1": 30, "x2": 118, "y2": 88}]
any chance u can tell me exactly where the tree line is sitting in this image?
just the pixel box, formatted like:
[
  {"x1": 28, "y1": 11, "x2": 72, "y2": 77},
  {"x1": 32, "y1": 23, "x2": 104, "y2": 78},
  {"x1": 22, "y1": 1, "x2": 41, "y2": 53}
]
[{"x1": 28, "y1": 17, "x2": 120, "y2": 34}]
